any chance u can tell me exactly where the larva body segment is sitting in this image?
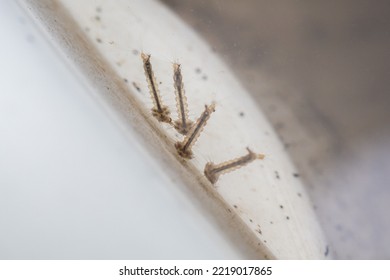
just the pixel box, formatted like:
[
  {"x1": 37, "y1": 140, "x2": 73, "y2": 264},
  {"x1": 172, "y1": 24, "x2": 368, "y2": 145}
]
[
  {"x1": 173, "y1": 63, "x2": 193, "y2": 135},
  {"x1": 204, "y1": 148, "x2": 265, "y2": 184},
  {"x1": 141, "y1": 53, "x2": 171, "y2": 123},
  {"x1": 175, "y1": 102, "x2": 216, "y2": 159}
]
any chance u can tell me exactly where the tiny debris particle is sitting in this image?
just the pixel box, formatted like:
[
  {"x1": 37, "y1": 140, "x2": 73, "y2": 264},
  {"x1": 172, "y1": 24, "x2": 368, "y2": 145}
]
[
  {"x1": 96, "y1": 6, "x2": 102, "y2": 13},
  {"x1": 132, "y1": 82, "x2": 141, "y2": 92},
  {"x1": 227, "y1": 209, "x2": 232, "y2": 213},
  {"x1": 124, "y1": 78, "x2": 128, "y2": 83},
  {"x1": 293, "y1": 173, "x2": 300, "y2": 178},
  {"x1": 270, "y1": 221, "x2": 273, "y2": 224},
  {"x1": 324, "y1": 245, "x2": 330, "y2": 257},
  {"x1": 96, "y1": 38, "x2": 102, "y2": 43},
  {"x1": 239, "y1": 111, "x2": 245, "y2": 117},
  {"x1": 286, "y1": 216, "x2": 290, "y2": 220},
  {"x1": 132, "y1": 49, "x2": 139, "y2": 55},
  {"x1": 195, "y1": 67, "x2": 201, "y2": 74},
  {"x1": 275, "y1": 171, "x2": 280, "y2": 179},
  {"x1": 95, "y1": 15, "x2": 101, "y2": 21},
  {"x1": 279, "y1": 205, "x2": 284, "y2": 209},
  {"x1": 264, "y1": 240, "x2": 267, "y2": 243},
  {"x1": 202, "y1": 75, "x2": 208, "y2": 80},
  {"x1": 233, "y1": 205, "x2": 238, "y2": 209},
  {"x1": 256, "y1": 228, "x2": 262, "y2": 235},
  {"x1": 297, "y1": 192, "x2": 302, "y2": 197}
]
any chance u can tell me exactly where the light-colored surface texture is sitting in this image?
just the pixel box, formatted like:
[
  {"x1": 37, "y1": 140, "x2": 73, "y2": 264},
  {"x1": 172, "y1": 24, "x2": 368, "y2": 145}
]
[{"x1": 162, "y1": 0, "x2": 390, "y2": 259}]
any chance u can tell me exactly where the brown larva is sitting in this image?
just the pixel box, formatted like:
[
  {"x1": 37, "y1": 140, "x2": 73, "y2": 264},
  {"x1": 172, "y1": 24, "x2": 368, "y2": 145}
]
[
  {"x1": 175, "y1": 102, "x2": 216, "y2": 159},
  {"x1": 141, "y1": 53, "x2": 171, "y2": 123},
  {"x1": 204, "y1": 147, "x2": 265, "y2": 184},
  {"x1": 173, "y1": 63, "x2": 193, "y2": 135}
]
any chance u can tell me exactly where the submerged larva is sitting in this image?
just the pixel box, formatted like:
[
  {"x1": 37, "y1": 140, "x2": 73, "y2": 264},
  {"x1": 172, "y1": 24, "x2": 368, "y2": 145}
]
[
  {"x1": 173, "y1": 63, "x2": 193, "y2": 135},
  {"x1": 141, "y1": 53, "x2": 171, "y2": 123},
  {"x1": 175, "y1": 102, "x2": 216, "y2": 159},
  {"x1": 204, "y1": 147, "x2": 265, "y2": 184}
]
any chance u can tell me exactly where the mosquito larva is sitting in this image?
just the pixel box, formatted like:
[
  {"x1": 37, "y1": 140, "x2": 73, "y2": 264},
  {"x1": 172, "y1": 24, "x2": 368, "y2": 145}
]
[
  {"x1": 141, "y1": 53, "x2": 171, "y2": 123},
  {"x1": 175, "y1": 102, "x2": 216, "y2": 159},
  {"x1": 173, "y1": 63, "x2": 193, "y2": 135},
  {"x1": 204, "y1": 147, "x2": 265, "y2": 184}
]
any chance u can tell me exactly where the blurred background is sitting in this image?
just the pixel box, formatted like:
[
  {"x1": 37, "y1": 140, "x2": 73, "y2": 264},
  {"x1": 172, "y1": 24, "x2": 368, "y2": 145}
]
[{"x1": 162, "y1": 0, "x2": 390, "y2": 258}]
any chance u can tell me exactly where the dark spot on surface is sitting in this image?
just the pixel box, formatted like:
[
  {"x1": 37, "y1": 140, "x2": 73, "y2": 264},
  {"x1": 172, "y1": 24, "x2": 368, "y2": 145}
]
[
  {"x1": 284, "y1": 142, "x2": 291, "y2": 149},
  {"x1": 256, "y1": 228, "x2": 262, "y2": 235},
  {"x1": 195, "y1": 67, "x2": 201, "y2": 74},
  {"x1": 95, "y1": 15, "x2": 101, "y2": 21},
  {"x1": 264, "y1": 254, "x2": 269, "y2": 260},
  {"x1": 279, "y1": 205, "x2": 284, "y2": 209},
  {"x1": 275, "y1": 171, "x2": 280, "y2": 179},
  {"x1": 202, "y1": 75, "x2": 208, "y2": 80},
  {"x1": 286, "y1": 216, "x2": 290, "y2": 220},
  {"x1": 324, "y1": 245, "x2": 330, "y2": 257},
  {"x1": 233, "y1": 205, "x2": 238, "y2": 209},
  {"x1": 96, "y1": 6, "x2": 102, "y2": 13},
  {"x1": 227, "y1": 208, "x2": 231, "y2": 213},
  {"x1": 270, "y1": 221, "x2": 273, "y2": 224},
  {"x1": 293, "y1": 173, "x2": 300, "y2": 178},
  {"x1": 132, "y1": 82, "x2": 141, "y2": 92},
  {"x1": 96, "y1": 38, "x2": 102, "y2": 43},
  {"x1": 159, "y1": 81, "x2": 162, "y2": 84},
  {"x1": 264, "y1": 240, "x2": 267, "y2": 243},
  {"x1": 239, "y1": 112, "x2": 245, "y2": 117},
  {"x1": 132, "y1": 49, "x2": 139, "y2": 55},
  {"x1": 249, "y1": 219, "x2": 253, "y2": 223},
  {"x1": 297, "y1": 192, "x2": 302, "y2": 198},
  {"x1": 123, "y1": 78, "x2": 128, "y2": 83}
]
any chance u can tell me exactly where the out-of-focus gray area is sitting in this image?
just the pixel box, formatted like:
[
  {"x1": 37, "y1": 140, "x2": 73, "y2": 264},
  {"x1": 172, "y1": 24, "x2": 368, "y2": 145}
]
[{"x1": 162, "y1": 0, "x2": 390, "y2": 259}]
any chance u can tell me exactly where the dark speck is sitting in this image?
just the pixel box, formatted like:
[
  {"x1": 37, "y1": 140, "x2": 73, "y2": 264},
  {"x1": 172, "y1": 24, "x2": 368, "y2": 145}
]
[
  {"x1": 132, "y1": 49, "x2": 139, "y2": 55},
  {"x1": 195, "y1": 67, "x2": 201, "y2": 74},
  {"x1": 95, "y1": 15, "x2": 101, "y2": 21},
  {"x1": 256, "y1": 228, "x2": 262, "y2": 235},
  {"x1": 96, "y1": 38, "x2": 102, "y2": 43},
  {"x1": 132, "y1": 82, "x2": 141, "y2": 92},
  {"x1": 297, "y1": 192, "x2": 302, "y2": 198},
  {"x1": 249, "y1": 219, "x2": 253, "y2": 223},
  {"x1": 264, "y1": 240, "x2": 267, "y2": 243},
  {"x1": 325, "y1": 245, "x2": 329, "y2": 257},
  {"x1": 293, "y1": 173, "x2": 300, "y2": 178},
  {"x1": 227, "y1": 208, "x2": 231, "y2": 213},
  {"x1": 286, "y1": 216, "x2": 290, "y2": 220},
  {"x1": 270, "y1": 221, "x2": 273, "y2": 224},
  {"x1": 96, "y1": 6, "x2": 102, "y2": 13},
  {"x1": 202, "y1": 75, "x2": 208, "y2": 80},
  {"x1": 123, "y1": 78, "x2": 128, "y2": 83},
  {"x1": 279, "y1": 205, "x2": 284, "y2": 209},
  {"x1": 233, "y1": 205, "x2": 238, "y2": 209},
  {"x1": 275, "y1": 171, "x2": 280, "y2": 179},
  {"x1": 239, "y1": 112, "x2": 245, "y2": 117}
]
